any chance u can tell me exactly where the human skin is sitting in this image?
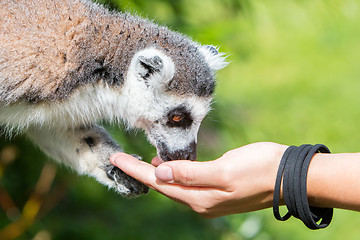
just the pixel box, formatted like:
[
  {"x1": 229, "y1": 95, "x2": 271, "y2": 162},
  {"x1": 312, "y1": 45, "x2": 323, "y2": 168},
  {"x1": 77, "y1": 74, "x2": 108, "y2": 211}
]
[{"x1": 110, "y1": 142, "x2": 360, "y2": 218}]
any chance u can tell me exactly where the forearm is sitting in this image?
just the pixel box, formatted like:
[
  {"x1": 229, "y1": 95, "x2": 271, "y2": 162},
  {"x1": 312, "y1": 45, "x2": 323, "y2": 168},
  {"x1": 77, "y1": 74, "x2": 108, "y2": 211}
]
[{"x1": 307, "y1": 152, "x2": 360, "y2": 211}]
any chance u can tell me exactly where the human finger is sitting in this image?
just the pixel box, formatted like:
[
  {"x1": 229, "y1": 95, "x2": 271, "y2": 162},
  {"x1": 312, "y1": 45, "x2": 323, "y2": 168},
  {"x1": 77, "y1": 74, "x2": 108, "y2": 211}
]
[
  {"x1": 110, "y1": 153, "x2": 218, "y2": 200},
  {"x1": 110, "y1": 153, "x2": 204, "y2": 191},
  {"x1": 110, "y1": 152, "x2": 158, "y2": 188},
  {"x1": 155, "y1": 160, "x2": 230, "y2": 190}
]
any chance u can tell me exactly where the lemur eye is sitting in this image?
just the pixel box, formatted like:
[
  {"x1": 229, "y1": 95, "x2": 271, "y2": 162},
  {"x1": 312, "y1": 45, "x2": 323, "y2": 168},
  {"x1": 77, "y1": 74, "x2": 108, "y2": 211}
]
[
  {"x1": 168, "y1": 114, "x2": 184, "y2": 125},
  {"x1": 172, "y1": 115, "x2": 183, "y2": 122},
  {"x1": 166, "y1": 106, "x2": 193, "y2": 129}
]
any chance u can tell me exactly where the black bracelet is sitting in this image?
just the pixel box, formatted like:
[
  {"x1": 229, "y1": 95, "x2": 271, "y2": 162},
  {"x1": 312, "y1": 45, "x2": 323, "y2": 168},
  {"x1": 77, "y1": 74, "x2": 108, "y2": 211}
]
[{"x1": 273, "y1": 144, "x2": 333, "y2": 229}]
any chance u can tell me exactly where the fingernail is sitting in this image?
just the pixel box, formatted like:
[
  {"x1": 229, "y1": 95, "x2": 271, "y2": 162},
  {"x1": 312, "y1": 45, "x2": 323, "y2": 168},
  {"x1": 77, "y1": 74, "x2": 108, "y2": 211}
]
[{"x1": 155, "y1": 165, "x2": 173, "y2": 182}]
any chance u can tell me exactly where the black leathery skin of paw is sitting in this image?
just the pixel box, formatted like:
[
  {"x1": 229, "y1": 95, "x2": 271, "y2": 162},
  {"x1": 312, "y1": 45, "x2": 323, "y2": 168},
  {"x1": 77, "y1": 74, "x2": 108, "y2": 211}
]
[{"x1": 105, "y1": 164, "x2": 149, "y2": 196}]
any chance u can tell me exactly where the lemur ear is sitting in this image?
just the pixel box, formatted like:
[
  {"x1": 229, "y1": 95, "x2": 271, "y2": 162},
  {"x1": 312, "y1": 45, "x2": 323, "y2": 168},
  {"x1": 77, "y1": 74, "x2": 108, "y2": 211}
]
[
  {"x1": 203, "y1": 45, "x2": 219, "y2": 55},
  {"x1": 138, "y1": 55, "x2": 163, "y2": 79},
  {"x1": 131, "y1": 48, "x2": 175, "y2": 88},
  {"x1": 199, "y1": 45, "x2": 228, "y2": 71}
]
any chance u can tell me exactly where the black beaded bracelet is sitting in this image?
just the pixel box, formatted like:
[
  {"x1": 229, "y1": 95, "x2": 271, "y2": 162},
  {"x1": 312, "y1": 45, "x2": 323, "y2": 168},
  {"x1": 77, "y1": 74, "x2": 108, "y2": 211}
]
[{"x1": 273, "y1": 144, "x2": 333, "y2": 229}]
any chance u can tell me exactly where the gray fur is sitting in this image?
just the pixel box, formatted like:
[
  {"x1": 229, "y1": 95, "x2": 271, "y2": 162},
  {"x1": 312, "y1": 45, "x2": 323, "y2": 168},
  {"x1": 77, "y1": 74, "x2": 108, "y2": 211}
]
[{"x1": 0, "y1": 0, "x2": 215, "y2": 104}]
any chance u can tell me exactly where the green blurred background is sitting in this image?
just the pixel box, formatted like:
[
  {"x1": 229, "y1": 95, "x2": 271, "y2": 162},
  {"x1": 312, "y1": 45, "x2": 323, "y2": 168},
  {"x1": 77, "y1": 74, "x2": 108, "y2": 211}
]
[{"x1": 1, "y1": 0, "x2": 360, "y2": 239}]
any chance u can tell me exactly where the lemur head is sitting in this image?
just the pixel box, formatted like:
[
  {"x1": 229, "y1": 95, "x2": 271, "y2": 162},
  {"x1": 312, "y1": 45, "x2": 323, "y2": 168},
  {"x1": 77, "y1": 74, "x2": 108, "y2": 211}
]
[{"x1": 121, "y1": 45, "x2": 227, "y2": 162}]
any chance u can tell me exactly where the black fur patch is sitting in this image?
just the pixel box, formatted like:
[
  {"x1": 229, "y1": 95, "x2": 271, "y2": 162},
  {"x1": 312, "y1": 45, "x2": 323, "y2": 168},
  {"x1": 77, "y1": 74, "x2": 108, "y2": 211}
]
[
  {"x1": 166, "y1": 106, "x2": 193, "y2": 129},
  {"x1": 77, "y1": 57, "x2": 124, "y2": 86},
  {"x1": 83, "y1": 136, "x2": 96, "y2": 148}
]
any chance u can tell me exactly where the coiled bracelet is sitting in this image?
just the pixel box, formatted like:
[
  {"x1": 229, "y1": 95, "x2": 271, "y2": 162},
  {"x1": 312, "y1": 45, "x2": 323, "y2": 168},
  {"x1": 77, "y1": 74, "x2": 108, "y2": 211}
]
[{"x1": 273, "y1": 144, "x2": 333, "y2": 229}]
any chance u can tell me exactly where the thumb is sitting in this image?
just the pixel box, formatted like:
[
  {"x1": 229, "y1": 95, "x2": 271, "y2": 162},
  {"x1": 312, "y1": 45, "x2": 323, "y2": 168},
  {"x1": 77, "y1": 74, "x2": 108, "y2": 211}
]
[{"x1": 155, "y1": 160, "x2": 226, "y2": 188}]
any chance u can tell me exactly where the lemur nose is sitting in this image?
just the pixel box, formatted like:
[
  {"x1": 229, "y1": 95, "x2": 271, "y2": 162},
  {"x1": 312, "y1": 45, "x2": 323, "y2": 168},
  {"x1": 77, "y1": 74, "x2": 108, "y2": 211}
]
[
  {"x1": 161, "y1": 141, "x2": 197, "y2": 161},
  {"x1": 170, "y1": 150, "x2": 196, "y2": 161}
]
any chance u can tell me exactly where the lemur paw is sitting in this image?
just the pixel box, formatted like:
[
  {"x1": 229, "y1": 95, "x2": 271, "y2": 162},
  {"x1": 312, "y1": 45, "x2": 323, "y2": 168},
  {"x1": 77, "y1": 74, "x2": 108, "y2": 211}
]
[{"x1": 105, "y1": 164, "x2": 149, "y2": 197}]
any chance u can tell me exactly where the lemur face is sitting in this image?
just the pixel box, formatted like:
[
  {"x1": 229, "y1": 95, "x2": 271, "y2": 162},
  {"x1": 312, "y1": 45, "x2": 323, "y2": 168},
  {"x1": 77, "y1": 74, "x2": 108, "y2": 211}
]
[
  {"x1": 141, "y1": 97, "x2": 211, "y2": 161},
  {"x1": 123, "y1": 47, "x2": 224, "y2": 161}
]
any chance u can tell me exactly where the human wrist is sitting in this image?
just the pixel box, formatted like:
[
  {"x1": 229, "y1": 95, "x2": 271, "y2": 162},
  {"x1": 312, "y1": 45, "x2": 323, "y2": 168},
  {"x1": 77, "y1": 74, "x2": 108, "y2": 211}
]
[
  {"x1": 270, "y1": 144, "x2": 288, "y2": 201},
  {"x1": 263, "y1": 143, "x2": 288, "y2": 207}
]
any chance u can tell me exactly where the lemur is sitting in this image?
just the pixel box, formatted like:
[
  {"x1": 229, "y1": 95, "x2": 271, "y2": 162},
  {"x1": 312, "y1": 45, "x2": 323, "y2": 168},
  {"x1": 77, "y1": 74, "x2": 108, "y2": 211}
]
[{"x1": 0, "y1": 0, "x2": 227, "y2": 197}]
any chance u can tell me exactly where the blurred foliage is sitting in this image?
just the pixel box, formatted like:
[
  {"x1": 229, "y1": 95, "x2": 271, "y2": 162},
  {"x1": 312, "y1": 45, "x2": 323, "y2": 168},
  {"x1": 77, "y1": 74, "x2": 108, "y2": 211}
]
[{"x1": 1, "y1": 0, "x2": 360, "y2": 239}]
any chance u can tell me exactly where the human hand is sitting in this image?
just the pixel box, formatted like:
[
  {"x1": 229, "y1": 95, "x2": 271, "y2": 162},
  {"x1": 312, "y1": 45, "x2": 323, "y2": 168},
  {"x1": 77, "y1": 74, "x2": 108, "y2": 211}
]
[{"x1": 110, "y1": 142, "x2": 287, "y2": 218}]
